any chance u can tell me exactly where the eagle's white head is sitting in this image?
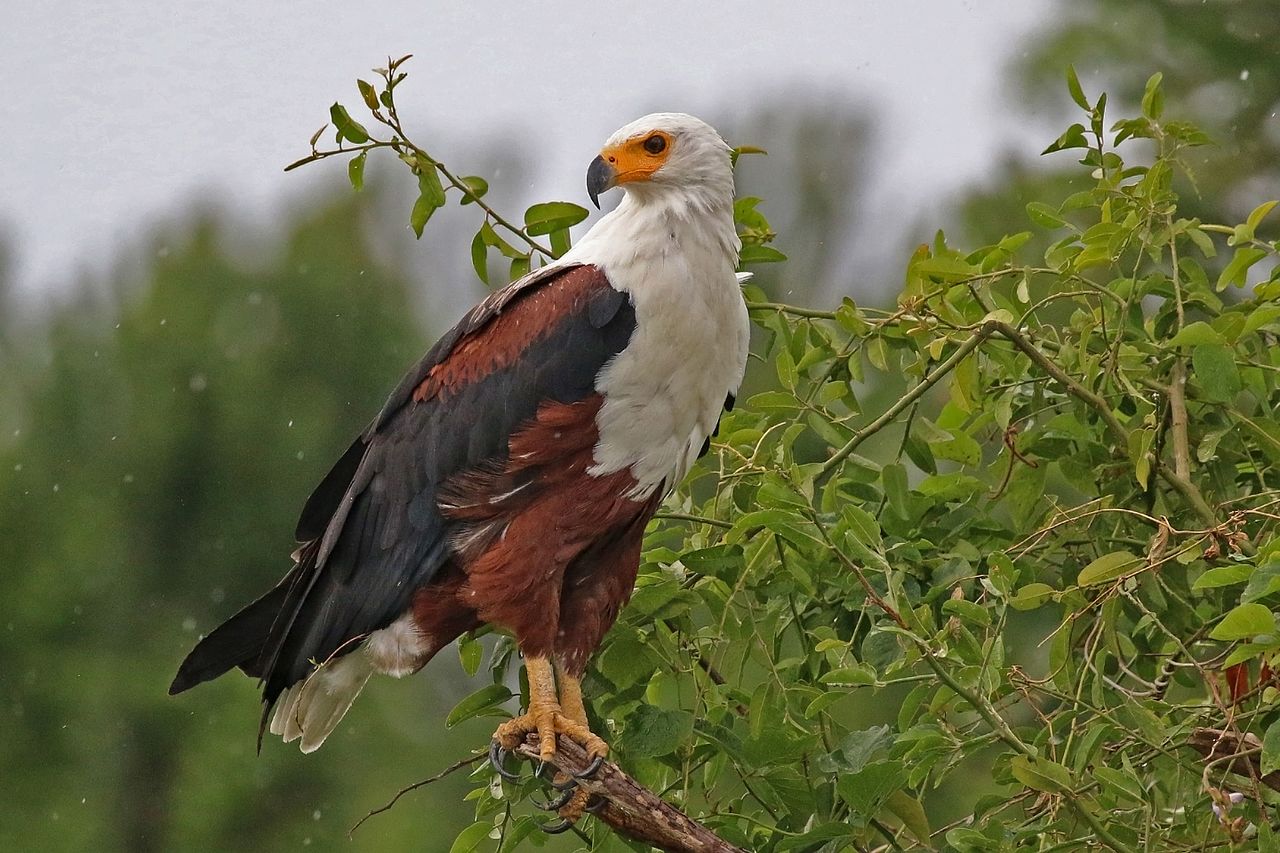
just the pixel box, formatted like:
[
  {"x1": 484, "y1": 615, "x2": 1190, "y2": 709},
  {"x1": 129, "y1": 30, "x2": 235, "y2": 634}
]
[{"x1": 586, "y1": 113, "x2": 734, "y2": 211}]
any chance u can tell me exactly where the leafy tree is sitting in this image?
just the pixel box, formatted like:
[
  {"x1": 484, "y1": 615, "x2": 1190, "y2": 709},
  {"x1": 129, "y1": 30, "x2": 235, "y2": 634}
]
[{"x1": 296, "y1": 60, "x2": 1280, "y2": 851}]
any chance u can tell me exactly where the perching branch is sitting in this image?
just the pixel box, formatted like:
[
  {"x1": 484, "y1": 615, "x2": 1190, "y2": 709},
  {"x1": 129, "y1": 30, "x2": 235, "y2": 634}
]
[
  {"x1": 1188, "y1": 728, "x2": 1280, "y2": 794},
  {"x1": 513, "y1": 735, "x2": 746, "y2": 853}
]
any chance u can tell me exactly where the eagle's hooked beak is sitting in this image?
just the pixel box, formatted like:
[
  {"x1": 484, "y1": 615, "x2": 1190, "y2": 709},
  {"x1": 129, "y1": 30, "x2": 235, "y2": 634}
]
[{"x1": 586, "y1": 155, "x2": 616, "y2": 209}]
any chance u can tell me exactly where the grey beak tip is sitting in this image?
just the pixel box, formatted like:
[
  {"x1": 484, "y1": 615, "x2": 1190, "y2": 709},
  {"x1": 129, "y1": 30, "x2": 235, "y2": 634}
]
[{"x1": 586, "y1": 155, "x2": 613, "y2": 210}]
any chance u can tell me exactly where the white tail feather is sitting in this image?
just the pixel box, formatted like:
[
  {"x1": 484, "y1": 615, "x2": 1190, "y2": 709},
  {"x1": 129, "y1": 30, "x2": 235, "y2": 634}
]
[{"x1": 268, "y1": 652, "x2": 373, "y2": 753}]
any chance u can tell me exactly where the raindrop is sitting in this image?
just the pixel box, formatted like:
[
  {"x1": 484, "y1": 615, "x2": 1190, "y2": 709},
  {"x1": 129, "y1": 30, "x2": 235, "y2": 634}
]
[
  {"x1": 1241, "y1": 70, "x2": 1250, "y2": 81},
  {"x1": 189, "y1": 374, "x2": 208, "y2": 392},
  {"x1": 296, "y1": 451, "x2": 305, "y2": 460},
  {"x1": 312, "y1": 810, "x2": 322, "y2": 821},
  {"x1": 160, "y1": 319, "x2": 167, "y2": 326},
  {"x1": 13, "y1": 464, "x2": 21, "y2": 472},
  {"x1": 52, "y1": 484, "x2": 60, "y2": 492},
  {"x1": 288, "y1": 420, "x2": 294, "y2": 428}
]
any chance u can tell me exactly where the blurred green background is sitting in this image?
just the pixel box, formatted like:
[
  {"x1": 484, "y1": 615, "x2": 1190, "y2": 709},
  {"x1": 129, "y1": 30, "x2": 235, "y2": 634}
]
[{"x1": 2, "y1": 2, "x2": 1276, "y2": 849}]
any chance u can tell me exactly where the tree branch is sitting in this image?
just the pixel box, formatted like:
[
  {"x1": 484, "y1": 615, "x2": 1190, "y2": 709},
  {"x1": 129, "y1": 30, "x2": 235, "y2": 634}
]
[
  {"x1": 819, "y1": 323, "x2": 995, "y2": 478},
  {"x1": 514, "y1": 735, "x2": 746, "y2": 853},
  {"x1": 1187, "y1": 728, "x2": 1280, "y2": 794}
]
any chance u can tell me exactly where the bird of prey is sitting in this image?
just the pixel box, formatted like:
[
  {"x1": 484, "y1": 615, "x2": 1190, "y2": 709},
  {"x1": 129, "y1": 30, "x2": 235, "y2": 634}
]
[{"x1": 170, "y1": 113, "x2": 749, "y2": 815}]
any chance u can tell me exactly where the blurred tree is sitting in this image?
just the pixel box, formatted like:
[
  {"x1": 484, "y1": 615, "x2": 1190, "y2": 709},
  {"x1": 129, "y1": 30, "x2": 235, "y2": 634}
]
[
  {"x1": 1023, "y1": 0, "x2": 1278, "y2": 214},
  {"x1": 958, "y1": 0, "x2": 1279, "y2": 249},
  {"x1": 0, "y1": 192, "x2": 497, "y2": 852}
]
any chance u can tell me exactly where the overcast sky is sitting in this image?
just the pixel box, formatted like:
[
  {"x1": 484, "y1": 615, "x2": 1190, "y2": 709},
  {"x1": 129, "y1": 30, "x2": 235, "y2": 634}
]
[{"x1": 2, "y1": 1, "x2": 1058, "y2": 305}]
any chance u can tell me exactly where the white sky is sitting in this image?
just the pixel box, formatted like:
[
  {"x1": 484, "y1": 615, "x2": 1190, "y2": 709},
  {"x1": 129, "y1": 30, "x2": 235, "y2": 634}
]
[{"x1": 1, "y1": 1, "x2": 1058, "y2": 304}]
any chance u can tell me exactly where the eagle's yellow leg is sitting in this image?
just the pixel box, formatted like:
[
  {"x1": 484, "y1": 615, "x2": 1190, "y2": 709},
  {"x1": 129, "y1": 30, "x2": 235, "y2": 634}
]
[
  {"x1": 552, "y1": 662, "x2": 604, "y2": 822},
  {"x1": 492, "y1": 657, "x2": 609, "y2": 764}
]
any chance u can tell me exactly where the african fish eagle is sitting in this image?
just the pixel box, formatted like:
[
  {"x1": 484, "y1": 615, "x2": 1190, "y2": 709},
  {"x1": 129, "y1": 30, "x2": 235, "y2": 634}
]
[{"x1": 170, "y1": 112, "x2": 749, "y2": 807}]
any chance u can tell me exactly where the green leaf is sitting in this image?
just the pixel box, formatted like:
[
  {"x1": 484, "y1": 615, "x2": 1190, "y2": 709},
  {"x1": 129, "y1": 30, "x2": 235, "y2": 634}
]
[
  {"x1": 357, "y1": 79, "x2": 380, "y2": 112},
  {"x1": 1094, "y1": 765, "x2": 1146, "y2": 804},
  {"x1": 1247, "y1": 200, "x2": 1278, "y2": 233},
  {"x1": 1066, "y1": 65, "x2": 1089, "y2": 110},
  {"x1": 1010, "y1": 755, "x2": 1073, "y2": 793},
  {"x1": 1077, "y1": 551, "x2": 1142, "y2": 588},
  {"x1": 1009, "y1": 582, "x2": 1056, "y2": 611},
  {"x1": 510, "y1": 256, "x2": 530, "y2": 281},
  {"x1": 1216, "y1": 247, "x2": 1267, "y2": 290},
  {"x1": 328, "y1": 102, "x2": 370, "y2": 144},
  {"x1": 1192, "y1": 564, "x2": 1252, "y2": 590},
  {"x1": 820, "y1": 666, "x2": 877, "y2": 687},
  {"x1": 457, "y1": 635, "x2": 482, "y2": 676},
  {"x1": 470, "y1": 229, "x2": 489, "y2": 284},
  {"x1": 347, "y1": 152, "x2": 366, "y2": 191},
  {"x1": 417, "y1": 164, "x2": 447, "y2": 207},
  {"x1": 410, "y1": 192, "x2": 439, "y2": 238},
  {"x1": 1027, "y1": 201, "x2": 1068, "y2": 229},
  {"x1": 884, "y1": 789, "x2": 931, "y2": 845},
  {"x1": 448, "y1": 822, "x2": 492, "y2": 853},
  {"x1": 942, "y1": 598, "x2": 991, "y2": 627},
  {"x1": 458, "y1": 175, "x2": 489, "y2": 205},
  {"x1": 1210, "y1": 603, "x2": 1275, "y2": 641},
  {"x1": 882, "y1": 463, "x2": 909, "y2": 520},
  {"x1": 739, "y1": 244, "x2": 788, "y2": 264},
  {"x1": 1191, "y1": 344, "x2": 1241, "y2": 402},
  {"x1": 621, "y1": 705, "x2": 694, "y2": 757},
  {"x1": 1263, "y1": 719, "x2": 1280, "y2": 777},
  {"x1": 1140, "y1": 72, "x2": 1164, "y2": 120},
  {"x1": 837, "y1": 760, "x2": 906, "y2": 814},
  {"x1": 445, "y1": 683, "x2": 512, "y2": 727},
  {"x1": 913, "y1": 256, "x2": 977, "y2": 282},
  {"x1": 820, "y1": 726, "x2": 891, "y2": 773},
  {"x1": 1167, "y1": 321, "x2": 1225, "y2": 347},
  {"x1": 524, "y1": 201, "x2": 589, "y2": 236}
]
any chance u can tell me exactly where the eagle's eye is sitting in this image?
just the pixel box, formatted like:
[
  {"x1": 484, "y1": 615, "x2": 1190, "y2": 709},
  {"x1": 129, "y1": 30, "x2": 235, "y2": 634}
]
[{"x1": 643, "y1": 134, "x2": 667, "y2": 155}]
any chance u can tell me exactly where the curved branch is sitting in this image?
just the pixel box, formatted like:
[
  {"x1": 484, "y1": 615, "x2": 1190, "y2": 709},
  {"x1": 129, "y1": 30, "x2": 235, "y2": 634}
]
[{"x1": 514, "y1": 735, "x2": 746, "y2": 853}]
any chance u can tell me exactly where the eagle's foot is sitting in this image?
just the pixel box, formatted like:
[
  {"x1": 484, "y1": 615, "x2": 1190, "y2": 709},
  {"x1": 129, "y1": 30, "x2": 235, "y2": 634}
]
[{"x1": 492, "y1": 701, "x2": 609, "y2": 765}]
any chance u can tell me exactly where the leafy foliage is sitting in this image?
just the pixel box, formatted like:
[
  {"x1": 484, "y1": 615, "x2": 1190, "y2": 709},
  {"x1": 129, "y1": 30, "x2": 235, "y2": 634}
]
[{"x1": 287, "y1": 63, "x2": 1280, "y2": 850}]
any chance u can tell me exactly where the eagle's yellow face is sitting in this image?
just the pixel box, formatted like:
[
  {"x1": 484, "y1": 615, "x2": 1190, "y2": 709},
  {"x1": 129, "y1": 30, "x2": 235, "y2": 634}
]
[
  {"x1": 586, "y1": 113, "x2": 732, "y2": 208},
  {"x1": 599, "y1": 129, "x2": 674, "y2": 186}
]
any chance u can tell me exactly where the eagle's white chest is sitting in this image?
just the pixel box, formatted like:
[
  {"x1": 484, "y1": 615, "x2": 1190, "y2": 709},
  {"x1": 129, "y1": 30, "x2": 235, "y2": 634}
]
[{"x1": 584, "y1": 218, "x2": 749, "y2": 498}]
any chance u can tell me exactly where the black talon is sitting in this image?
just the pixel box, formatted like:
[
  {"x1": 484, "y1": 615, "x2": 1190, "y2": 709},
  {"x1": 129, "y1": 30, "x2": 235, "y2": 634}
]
[
  {"x1": 585, "y1": 795, "x2": 606, "y2": 814},
  {"x1": 535, "y1": 761, "x2": 578, "y2": 790},
  {"x1": 574, "y1": 754, "x2": 605, "y2": 779},
  {"x1": 539, "y1": 819, "x2": 574, "y2": 835},
  {"x1": 533, "y1": 786, "x2": 577, "y2": 811},
  {"x1": 488, "y1": 740, "x2": 522, "y2": 782}
]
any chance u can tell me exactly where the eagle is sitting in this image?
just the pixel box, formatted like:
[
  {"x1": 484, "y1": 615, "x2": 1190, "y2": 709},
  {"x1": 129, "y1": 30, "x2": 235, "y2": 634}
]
[{"x1": 170, "y1": 113, "x2": 749, "y2": 813}]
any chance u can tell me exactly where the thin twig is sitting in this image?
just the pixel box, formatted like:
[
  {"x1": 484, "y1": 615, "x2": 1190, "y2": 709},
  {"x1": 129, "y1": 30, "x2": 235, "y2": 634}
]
[
  {"x1": 348, "y1": 753, "x2": 484, "y2": 837},
  {"x1": 819, "y1": 323, "x2": 994, "y2": 478}
]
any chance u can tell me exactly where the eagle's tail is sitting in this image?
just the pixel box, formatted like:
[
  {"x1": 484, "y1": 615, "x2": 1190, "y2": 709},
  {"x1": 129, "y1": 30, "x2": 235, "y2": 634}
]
[{"x1": 168, "y1": 583, "x2": 290, "y2": 696}]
